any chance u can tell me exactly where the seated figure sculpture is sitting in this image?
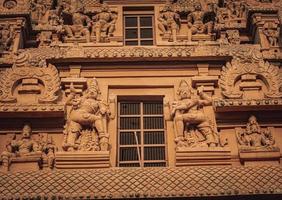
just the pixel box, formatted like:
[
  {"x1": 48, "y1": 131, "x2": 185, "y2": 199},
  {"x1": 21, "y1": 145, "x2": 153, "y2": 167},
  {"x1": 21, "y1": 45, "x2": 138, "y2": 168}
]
[
  {"x1": 187, "y1": 2, "x2": 214, "y2": 40},
  {"x1": 169, "y1": 80, "x2": 222, "y2": 148},
  {"x1": 63, "y1": 79, "x2": 111, "y2": 152},
  {"x1": 63, "y1": 6, "x2": 91, "y2": 42},
  {"x1": 1, "y1": 123, "x2": 42, "y2": 171},
  {"x1": 158, "y1": 3, "x2": 180, "y2": 42},
  {"x1": 2, "y1": 123, "x2": 41, "y2": 156},
  {"x1": 91, "y1": 3, "x2": 117, "y2": 43},
  {"x1": 236, "y1": 115, "x2": 275, "y2": 149}
]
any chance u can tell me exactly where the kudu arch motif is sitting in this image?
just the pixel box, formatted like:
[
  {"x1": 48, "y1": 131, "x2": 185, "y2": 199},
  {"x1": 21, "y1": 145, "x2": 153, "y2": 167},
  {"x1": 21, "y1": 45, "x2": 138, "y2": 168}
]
[
  {"x1": 0, "y1": 54, "x2": 61, "y2": 103},
  {"x1": 219, "y1": 59, "x2": 282, "y2": 99}
]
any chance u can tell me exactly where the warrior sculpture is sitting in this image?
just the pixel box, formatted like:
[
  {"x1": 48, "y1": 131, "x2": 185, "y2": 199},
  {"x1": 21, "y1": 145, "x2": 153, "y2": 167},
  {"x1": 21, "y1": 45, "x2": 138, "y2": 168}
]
[{"x1": 63, "y1": 79, "x2": 111, "y2": 151}]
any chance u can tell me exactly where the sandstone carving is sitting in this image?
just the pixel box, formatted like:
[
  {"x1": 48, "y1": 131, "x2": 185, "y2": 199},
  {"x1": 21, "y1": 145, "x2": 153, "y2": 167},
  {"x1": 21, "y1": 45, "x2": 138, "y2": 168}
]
[
  {"x1": 236, "y1": 115, "x2": 276, "y2": 150},
  {"x1": 0, "y1": 54, "x2": 61, "y2": 103},
  {"x1": 219, "y1": 59, "x2": 282, "y2": 99},
  {"x1": 262, "y1": 22, "x2": 280, "y2": 47},
  {"x1": 0, "y1": 23, "x2": 15, "y2": 51},
  {"x1": 0, "y1": 123, "x2": 56, "y2": 171},
  {"x1": 226, "y1": 29, "x2": 240, "y2": 45},
  {"x1": 158, "y1": 2, "x2": 180, "y2": 42},
  {"x1": 91, "y1": 3, "x2": 117, "y2": 43},
  {"x1": 187, "y1": 2, "x2": 215, "y2": 41},
  {"x1": 216, "y1": 0, "x2": 247, "y2": 29},
  {"x1": 63, "y1": 78, "x2": 114, "y2": 152},
  {"x1": 62, "y1": 3, "x2": 91, "y2": 43},
  {"x1": 165, "y1": 80, "x2": 225, "y2": 149}
]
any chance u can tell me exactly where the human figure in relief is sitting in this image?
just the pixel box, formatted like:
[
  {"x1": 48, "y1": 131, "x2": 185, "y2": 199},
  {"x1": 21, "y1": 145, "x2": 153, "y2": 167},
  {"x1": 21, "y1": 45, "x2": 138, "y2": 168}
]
[{"x1": 63, "y1": 79, "x2": 111, "y2": 151}]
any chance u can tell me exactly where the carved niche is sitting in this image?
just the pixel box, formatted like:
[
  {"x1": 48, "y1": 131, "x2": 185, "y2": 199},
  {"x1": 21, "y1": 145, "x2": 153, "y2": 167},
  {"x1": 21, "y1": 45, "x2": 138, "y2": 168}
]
[
  {"x1": 0, "y1": 53, "x2": 62, "y2": 112},
  {"x1": 62, "y1": 78, "x2": 115, "y2": 152},
  {"x1": 0, "y1": 123, "x2": 56, "y2": 172},
  {"x1": 219, "y1": 59, "x2": 282, "y2": 99},
  {"x1": 235, "y1": 115, "x2": 280, "y2": 165}
]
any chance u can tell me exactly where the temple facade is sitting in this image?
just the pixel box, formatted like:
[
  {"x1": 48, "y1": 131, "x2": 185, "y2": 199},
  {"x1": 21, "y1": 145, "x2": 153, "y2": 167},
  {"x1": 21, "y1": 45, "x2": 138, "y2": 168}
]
[{"x1": 0, "y1": 0, "x2": 282, "y2": 199}]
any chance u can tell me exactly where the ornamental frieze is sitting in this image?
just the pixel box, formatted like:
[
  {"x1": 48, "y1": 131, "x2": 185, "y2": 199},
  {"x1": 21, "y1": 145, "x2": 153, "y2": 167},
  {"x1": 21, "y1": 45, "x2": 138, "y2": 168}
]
[{"x1": 1, "y1": 44, "x2": 269, "y2": 67}]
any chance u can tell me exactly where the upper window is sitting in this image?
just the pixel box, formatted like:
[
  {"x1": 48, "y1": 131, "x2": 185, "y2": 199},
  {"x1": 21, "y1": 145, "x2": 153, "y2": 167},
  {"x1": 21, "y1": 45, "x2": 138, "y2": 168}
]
[
  {"x1": 117, "y1": 98, "x2": 166, "y2": 167},
  {"x1": 123, "y1": 7, "x2": 154, "y2": 46}
]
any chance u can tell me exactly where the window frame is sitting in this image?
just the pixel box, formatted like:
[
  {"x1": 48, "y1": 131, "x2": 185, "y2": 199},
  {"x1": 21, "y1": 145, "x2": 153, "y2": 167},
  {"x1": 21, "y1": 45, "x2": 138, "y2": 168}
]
[
  {"x1": 123, "y1": 11, "x2": 155, "y2": 46},
  {"x1": 117, "y1": 98, "x2": 167, "y2": 167}
]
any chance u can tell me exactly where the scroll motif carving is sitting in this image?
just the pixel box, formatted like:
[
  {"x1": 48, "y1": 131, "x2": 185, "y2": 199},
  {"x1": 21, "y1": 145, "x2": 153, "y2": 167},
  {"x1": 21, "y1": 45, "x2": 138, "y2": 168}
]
[
  {"x1": 0, "y1": 54, "x2": 61, "y2": 103},
  {"x1": 165, "y1": 80, "x2": 226, "y2": 149},
  {"x1": 219, "y1": 59, "x2": 282, "y2": 99},
  {"x1": 63, "y1": 78, "x2": 115, "y2": 152}
]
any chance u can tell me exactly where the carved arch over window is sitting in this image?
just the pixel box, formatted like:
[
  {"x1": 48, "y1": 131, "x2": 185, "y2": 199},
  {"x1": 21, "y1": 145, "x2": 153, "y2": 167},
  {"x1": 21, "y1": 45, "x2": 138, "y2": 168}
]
[{"x1": 219, "y1": 60, "x2": 282, "y2": 99}]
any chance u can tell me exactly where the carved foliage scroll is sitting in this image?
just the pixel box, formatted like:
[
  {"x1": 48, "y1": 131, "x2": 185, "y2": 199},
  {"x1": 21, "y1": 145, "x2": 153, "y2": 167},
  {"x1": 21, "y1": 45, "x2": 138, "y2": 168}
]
[{"x1": 219, "y1": 59, "x2": 282, "y2": 99}]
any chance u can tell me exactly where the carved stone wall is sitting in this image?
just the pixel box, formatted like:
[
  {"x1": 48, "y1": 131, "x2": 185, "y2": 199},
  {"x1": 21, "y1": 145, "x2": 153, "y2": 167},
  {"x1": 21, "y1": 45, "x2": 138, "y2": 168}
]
[{"x1": 0, "y1": 0, "x2": 281, "y2": 199}]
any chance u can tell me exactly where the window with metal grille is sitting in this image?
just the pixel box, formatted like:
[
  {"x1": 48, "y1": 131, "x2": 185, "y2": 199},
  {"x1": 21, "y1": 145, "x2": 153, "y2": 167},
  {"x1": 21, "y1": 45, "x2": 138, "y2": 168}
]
[
  {"x1": 117, "y1": 99, "x2": 166, "y2": 167},
  {"x1": 124, "y1": 15, "x2": 154, "y2": 46}
]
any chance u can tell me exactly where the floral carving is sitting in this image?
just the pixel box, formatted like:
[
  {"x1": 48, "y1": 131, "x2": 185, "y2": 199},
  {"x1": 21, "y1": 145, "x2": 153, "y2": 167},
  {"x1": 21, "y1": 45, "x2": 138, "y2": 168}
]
[{"x1": 219, "y1": 59, "x2": 282, "y2": 98}]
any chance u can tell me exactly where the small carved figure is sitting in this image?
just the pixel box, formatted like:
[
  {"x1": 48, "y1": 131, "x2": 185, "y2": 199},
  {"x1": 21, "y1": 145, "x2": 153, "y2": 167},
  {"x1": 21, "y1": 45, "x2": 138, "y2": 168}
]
[
  {"x1": 263, "y1": 24, "x2": 279, "y2": 47},
  {"x1": 226, "y1": 30, "x2": 240, "y2": 45},
  {"x1": 40, "y1": 134, "x2": 56, "y2": 169},
  {"x1": 31, "y1": 0, "x2": 53, "y2": 24},
  {"x1": 91, "y1": 3, "x2": 117, "y2": 43},
  {"x1": 236, "y1": 116, "x2": 275, "y2": 149},
  {"x1": 158, "y1": 3, "x2": 180, "y2": 42},
  {"x1": 187, "y1": 2, "x2": 214, "y2": 40},
  {"x1": 5, "y1": 123, "x2": 41, "y2": 156},
  {"x1": 63, "y1": 6, "x2": 91, "y2": 42},
  {"x1": 167, "y1": 80, "x2": 223, "y2": 148},
  {"x1": 0, "y1": 23, "x2": 14, "y2": 51},
  {"x1": 63, "y1": 79, "x2": 112, "y2": 151}
]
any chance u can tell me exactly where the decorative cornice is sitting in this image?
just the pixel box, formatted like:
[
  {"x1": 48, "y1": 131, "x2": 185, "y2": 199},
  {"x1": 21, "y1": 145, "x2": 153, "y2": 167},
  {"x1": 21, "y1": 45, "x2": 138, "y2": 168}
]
[
  {"x1": 214, "y1": 98, "x2": 282, "y2": 112},
  {"x1": 0, "y1": 103, "x2": 64, "y2": 113},
  {"x1": 5, "y1": 44, "x2": 267, "y2": 66}
]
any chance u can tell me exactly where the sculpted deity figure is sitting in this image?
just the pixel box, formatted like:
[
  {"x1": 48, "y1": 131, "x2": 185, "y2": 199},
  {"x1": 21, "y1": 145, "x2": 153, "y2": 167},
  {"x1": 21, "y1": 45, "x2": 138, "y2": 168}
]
[
  {"x1": 263, "y1": 23, "x2": 279, "y2": 47},
  {"x1": 63, "y1": 6, "x2": 91, "y2": 42},
  {"x1": 0, "y1": 23, "x2": 14, "y2": 51},
  {"x1": 31, "y1": 0, "x2": 52, "y2": 24},
  {"x1": 236, "y1": 116, "x2": 275, "y2": 149},
  {"x1": 91, "y1": 3, "x2": 117, "y2": 43},
  {"x1": 63, "y1": 79, "x2": 111, "y2": 152},
  {"x1": 1, "y1": 123, "x2": 41, "y2": 166},
  {"x1": 158, "y1": 3, "x2": 180, "y2": 42},
  {"x1": 187, "y1": 2, "x2": 214, "y2": 39},
  {"x1": 168, "y1": 80, "x2": 222, "y2": 148}
]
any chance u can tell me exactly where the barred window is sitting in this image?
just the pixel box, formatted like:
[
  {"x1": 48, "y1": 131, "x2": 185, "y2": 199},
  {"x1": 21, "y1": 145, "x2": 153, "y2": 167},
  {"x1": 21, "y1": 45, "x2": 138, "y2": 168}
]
[{"x1": 117, "y1": 99, "x2": 166, "y2": 167}]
